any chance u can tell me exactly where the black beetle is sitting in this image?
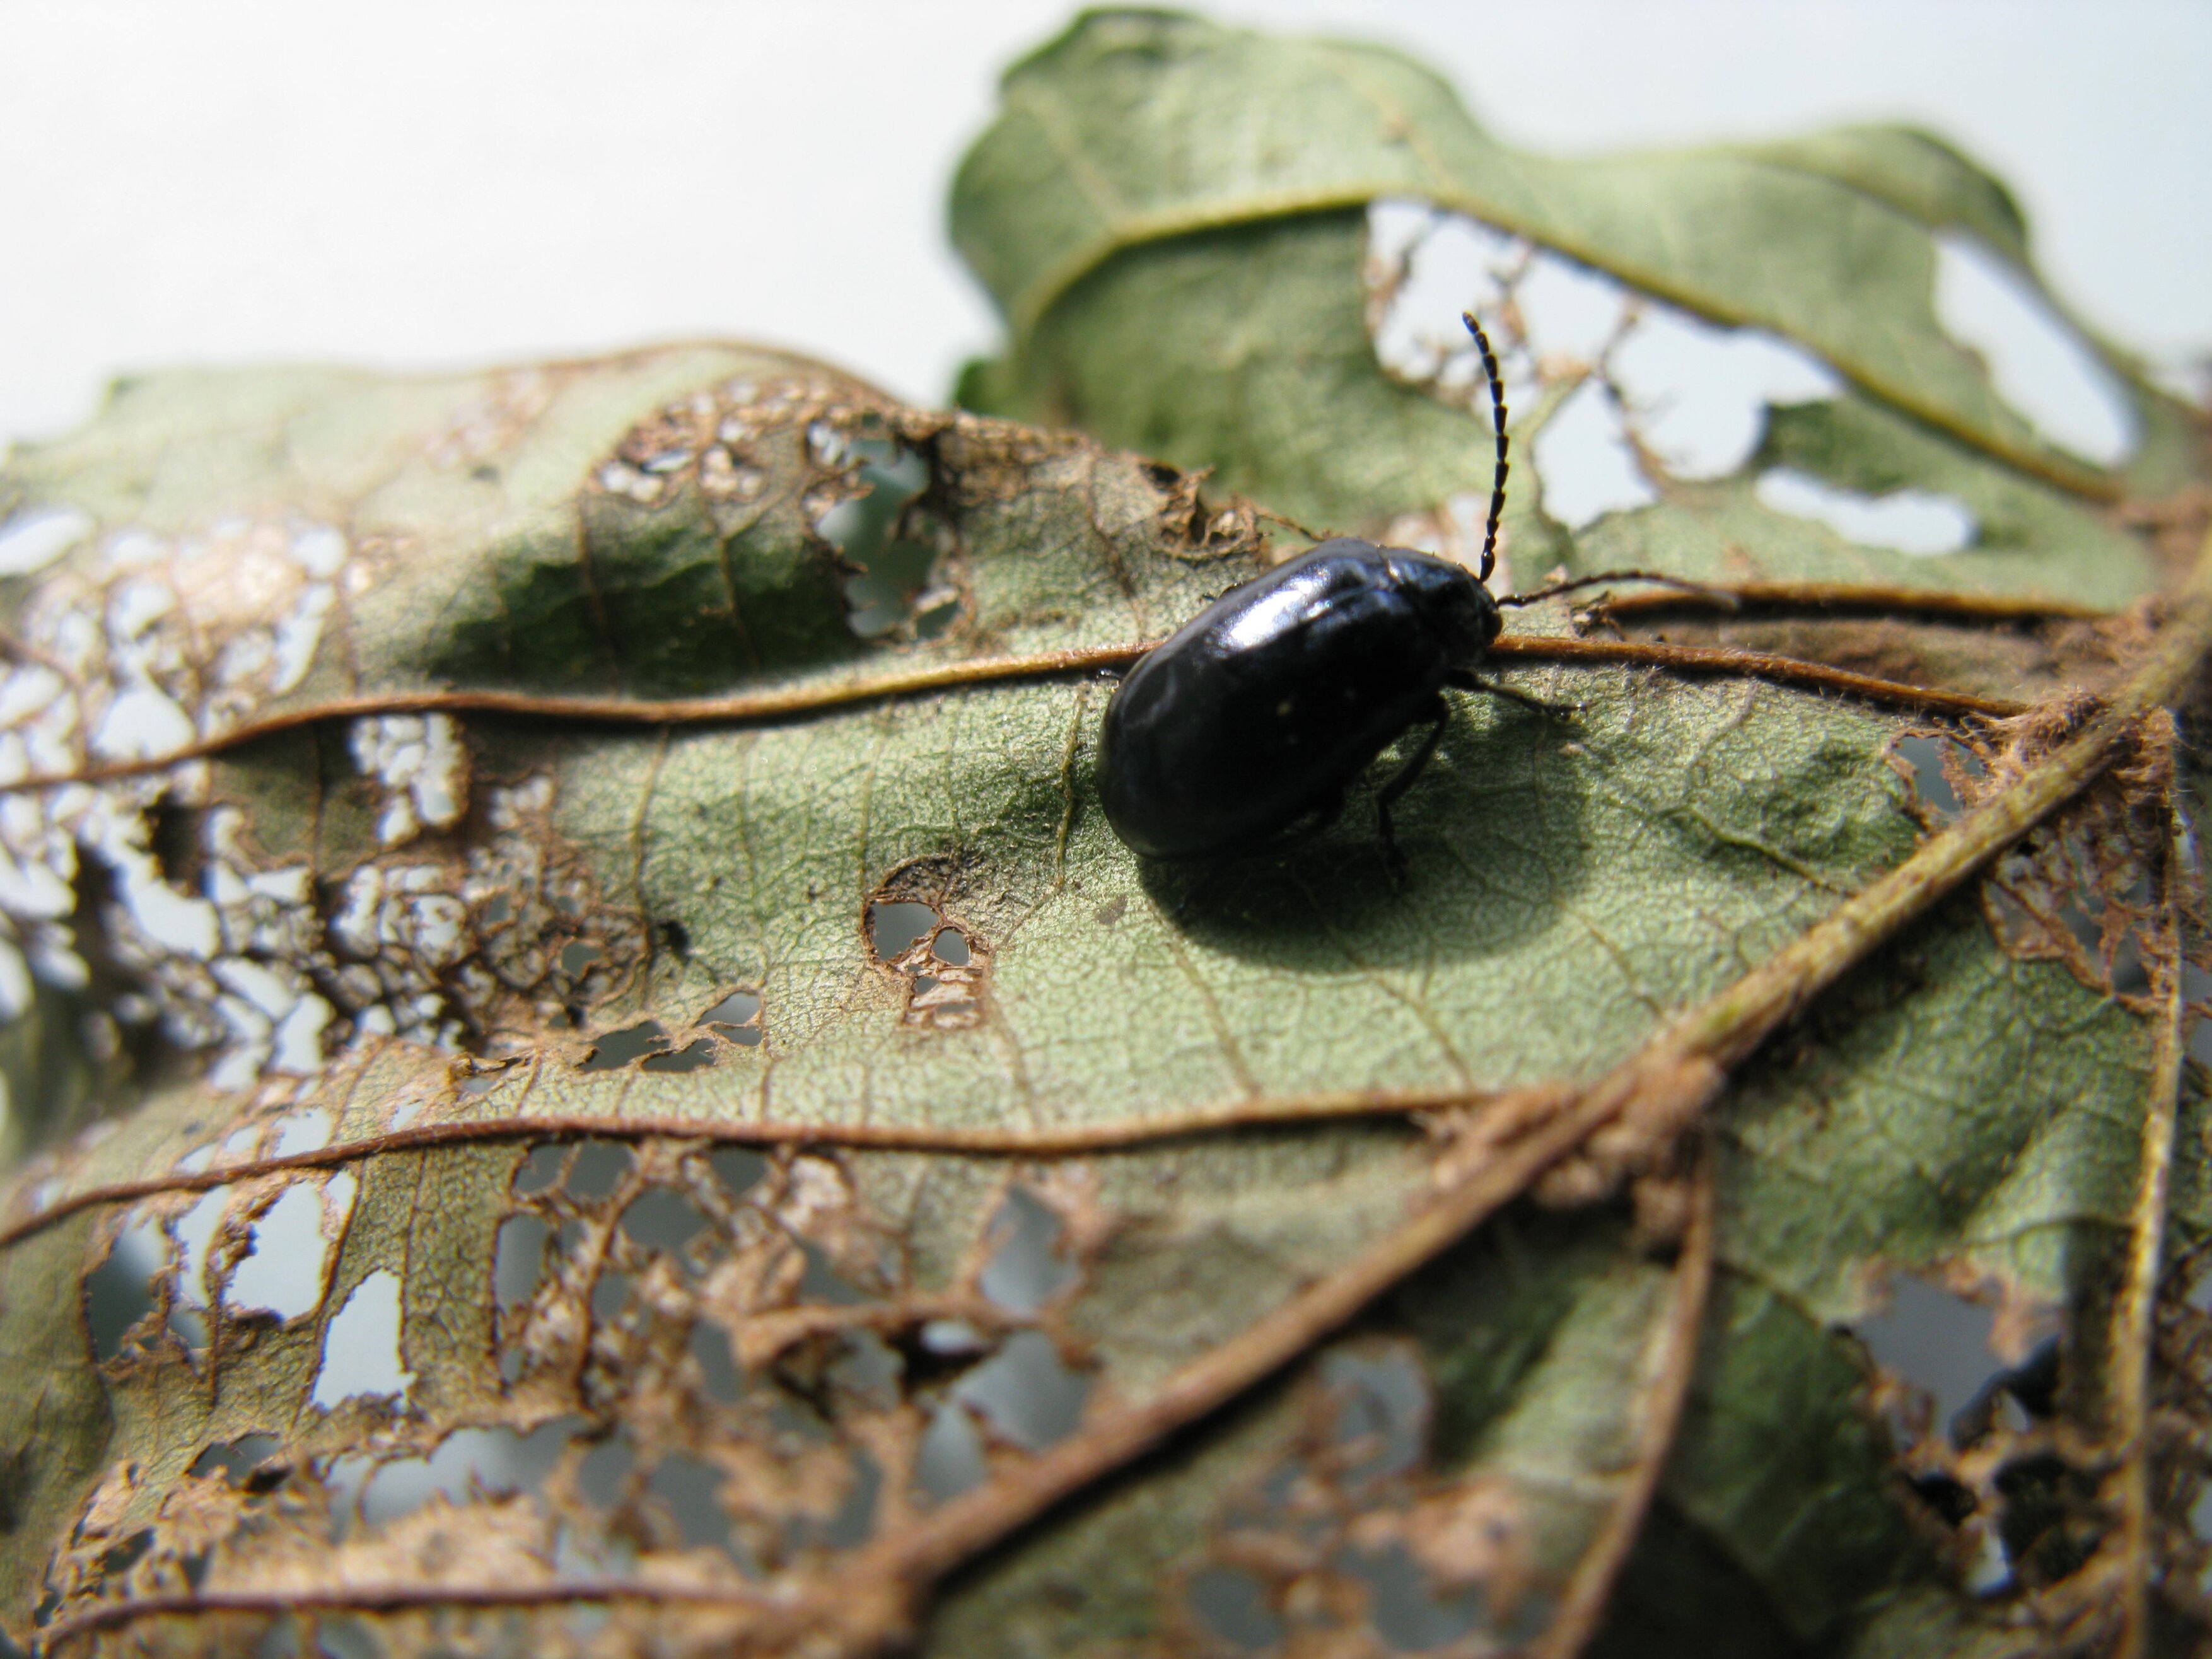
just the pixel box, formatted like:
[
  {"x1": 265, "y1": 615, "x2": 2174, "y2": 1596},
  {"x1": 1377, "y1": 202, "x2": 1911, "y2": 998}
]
[{"x1": 1098, "y1": 313, "x2": 1553, "y2": 866}]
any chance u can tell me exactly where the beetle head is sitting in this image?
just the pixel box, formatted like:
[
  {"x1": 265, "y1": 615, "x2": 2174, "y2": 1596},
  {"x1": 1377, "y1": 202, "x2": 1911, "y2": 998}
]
[{"x1": 1384, "y1": 550, "x2": 1501, "y2": 666}]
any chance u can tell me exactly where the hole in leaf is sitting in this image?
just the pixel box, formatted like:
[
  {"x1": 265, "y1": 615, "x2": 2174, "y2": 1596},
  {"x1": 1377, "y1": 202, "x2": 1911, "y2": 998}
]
[
  {"x1": 513, "y1": 1143, "x2": 567, "y2": 1196},
  {"x1": 1366, "y1": 203, "x2": 1515, "y2": 386},
  {"x1": 228, "y1": 1182, "x2": 335, "y2": 1322},
  {"x1": 311, "y1": 1615, "x2": 377, "y2": 1659},
  {"x1": 955, "y1": 1329, "x2": 1091, "y2": 1450},
  {"x1": 1187, "y1": 1564, "x2": 1286, "y2": 1651},
  {"x1": 1515, "y1": 250, "x2": 1631, "y2": 364},
  {"x1": 1530, "y1": 379, "x2": 1658, "y2": 530},
  {"x1": 358, "y1": 1418, "x2": 579, "y2": 1525},
  {"x1": 591, "y1": 1271, "x2": 632, "y2": 1323},
  {"x1": 564, "y1": 1139, "x2": 633, "y2": 1200},
  {"x1": 191, "y1": 1433, "x2": 282, "y2": 1486},
  {"x1": 494, "y1": 1214, "x2": 552, "y2": 1308},
  {"x1": 1351, "y1": 1540, "x2": 1485, "y2": 1651},
  {"x1": 166, "y1": 1303, "x2": 209, "y2": 1353},
  {"x1": 868, "y1": 901, "x2": 938, "y2": 962},
  {"x1": 929, "y1": 928, "x2": 969, "y2": 967},
  {"x1": 1371, "y1": 204, "x2": 1831, "y2": 541},
  {"x1": 797, "y1": 1238, "x2": 870, "y2": 1307},
  {"x1": 1755, "y1": 468, "x2": 1976, "y2": 556},
  {"x1": 0, "y1": 505, "x2": 92, "y2": 575},
  {"x1": 581, "y1": 1020, "x2": 670, "y2": 1071},
  {"x1": 822, "y1": 1450, "x2": 883, "y2": 1549},
  {"x1": 271, "y1": 1110, "x2": 334, "y2": 1156},
  {"x1": 1320, "y1": 1347, "x2": 1431, "y2": 1486},
  {"x1": 2109, "y1": 929, "x2": 2150, "y2": 998},
  {"x1": 1853, "y1": 1274, "x2": 2015, "y2": 1442},
  {"x1": 96, "y1": 1528, "x2": 152, "y2": 1580},
  {"x1": 310, "y1": 1271, "x2": 412, "y2": 1407},
  {"x1": 700, "y1": 988, "x2": 763, "y2": 1040},
  {"x1": 830, "y1": 1330, "x2": 904, "y2": 1408},
  {"x1": 260, "y1": 1612, "x2": 306, "y2": 1656},
  {"x1": 620, "y1": 1188, "x2": 708, "y2": 1254},
  {"x1": 915, "y1": 1401, "x2": 989, "y2": 1501},
  {"x1": 707, "y1": 1145, "x2": 767, "y2": 1198},
  {"x1": 920, "y1": 1318, "x2": 991, "y2": 1358},
  {"x1": 166, "y1": 1186, "x2": 229, "y2": 1349},
  {"x1": 978, "y1": 1189, "x2": 1078, "y2": 1315},
  {"x1": 642, "y1": 1037, "x2": 717, "y2": 1073},
  {"x1": 1607, "y1": 308, "x2": 1840, "y2": 480},
  {"x1": 1934, "y1": 234, "x2": 2138, "y2": 469},
  {"x1": 690, "y1": 1322, "x2": 742, "y2": 1404},
  {"x1": 96, "y1": 680, "x2": 201, "y2": 770},
  {"x1": 647, "y1": 1453, "x2": 732, "y2": 1552},
  {"x1": 1895, "y1": 733, "x2": 1986, "y2": 823},
  {"x1": 815, "y1": 439, "x2": 943, "y2": 639},
  {"x1": 577, "y1": 1435, "x2": 636, "y2": 1509},
  {"x1": 84, "y1": 1218, "x2": 165, "y2": 1361}
]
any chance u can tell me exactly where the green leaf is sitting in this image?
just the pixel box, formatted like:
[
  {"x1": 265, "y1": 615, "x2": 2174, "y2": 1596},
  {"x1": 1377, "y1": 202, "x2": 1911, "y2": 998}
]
[
  {"x1": 0, "y1": 12, "x2": 2198, "y2": 1658},
  {"x1": 954, "y1": 9, "x2": 2200, "y2": 541},
  {"x1": 1737, "y1": 124, "x2": 2032, "y2": 264}
]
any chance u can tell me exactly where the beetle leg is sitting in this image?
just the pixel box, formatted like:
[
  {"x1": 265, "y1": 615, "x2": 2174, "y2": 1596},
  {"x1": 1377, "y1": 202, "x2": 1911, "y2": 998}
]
[
  {"x1": 1375, "y1": 696, "x2": 1451, "y2": 878},
  {"x1": 1446, "y1": 671, "x2": 1581, "y2": 719}
]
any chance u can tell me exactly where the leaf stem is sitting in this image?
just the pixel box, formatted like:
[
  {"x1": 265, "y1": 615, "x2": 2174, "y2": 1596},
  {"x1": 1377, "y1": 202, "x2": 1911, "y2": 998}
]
[
  {"x1": 2107, "y1": 752, "x2": 2190, "y2": 1659},
  {"x1": 1487, "y1": 635, "x2": 2022, "y2": 717},
  {"x1": 0, "y1": 1083, "x2": 1483, "y2": 1251},
  {"x1": 0, "y1": 614, "x2": 2030, "y2": 797},
  {"x1": 0, "y1": 643, "x2": 1145, "y2": 794},
  {"x1": 1534, "y1": 1146, "x2": 1717, "y2": 1659},
  {"x1": 1582, "y1": 579, "x2": 2110, "y2": 625},
  {"x1": 35, "y1": 1579, "x2": 786, "y2": 1652}
]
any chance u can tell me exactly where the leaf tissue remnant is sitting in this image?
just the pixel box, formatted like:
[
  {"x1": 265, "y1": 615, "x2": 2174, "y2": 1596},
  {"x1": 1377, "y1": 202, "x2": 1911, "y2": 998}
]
[
  {"x1": 579, "y1": 989, "x2": 771, "y2": 1072},
  {"x1": 867, "y1": 894, "x2": 989, "y2": 1030},
  {"x1": 580, "y1": 1019, "x2": 673, "y2": 1071},
  {"x1": 699, "y1": 988, "x2": 764, "y2": 1045},
  {"x1": 813, "y1": 428, "x2": 960, "y2": 641}
]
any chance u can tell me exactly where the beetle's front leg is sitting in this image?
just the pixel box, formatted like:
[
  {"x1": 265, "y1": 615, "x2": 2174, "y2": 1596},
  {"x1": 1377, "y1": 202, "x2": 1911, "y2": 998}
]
[{"x1": 1375, "y1": 696, "x2": 1451, "y2": 880}]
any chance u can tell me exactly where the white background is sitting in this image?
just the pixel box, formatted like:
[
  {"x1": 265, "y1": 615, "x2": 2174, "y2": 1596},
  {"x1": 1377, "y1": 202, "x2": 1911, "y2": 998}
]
[{"x1": 3, "y1": 0, "x2": 2207, "y2": 446}]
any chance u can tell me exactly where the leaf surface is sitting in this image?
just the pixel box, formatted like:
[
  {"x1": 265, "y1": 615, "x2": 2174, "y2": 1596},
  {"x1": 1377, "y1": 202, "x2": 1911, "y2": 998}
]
[{"x1": 0, "y1": 13, "x2": 2203, "y2": 1658}]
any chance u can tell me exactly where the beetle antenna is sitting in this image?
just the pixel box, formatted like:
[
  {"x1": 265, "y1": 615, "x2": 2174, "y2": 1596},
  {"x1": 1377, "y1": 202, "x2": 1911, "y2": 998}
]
[{"x1": 1462, "y1": 311, "x2": 1509, "y2": 585}]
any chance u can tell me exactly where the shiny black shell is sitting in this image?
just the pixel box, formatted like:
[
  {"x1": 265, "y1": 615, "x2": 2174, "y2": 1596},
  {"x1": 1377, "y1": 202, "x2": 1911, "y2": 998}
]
[{"x1": 1097, "y1": 538, "x2": 1502, "y2": 859}]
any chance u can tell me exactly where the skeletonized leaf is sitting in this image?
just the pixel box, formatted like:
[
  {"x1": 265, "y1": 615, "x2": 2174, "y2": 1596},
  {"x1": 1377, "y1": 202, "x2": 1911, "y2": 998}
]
[{"x1": 0, "y1": 13, "x2": 2203, "y2": 1658}]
